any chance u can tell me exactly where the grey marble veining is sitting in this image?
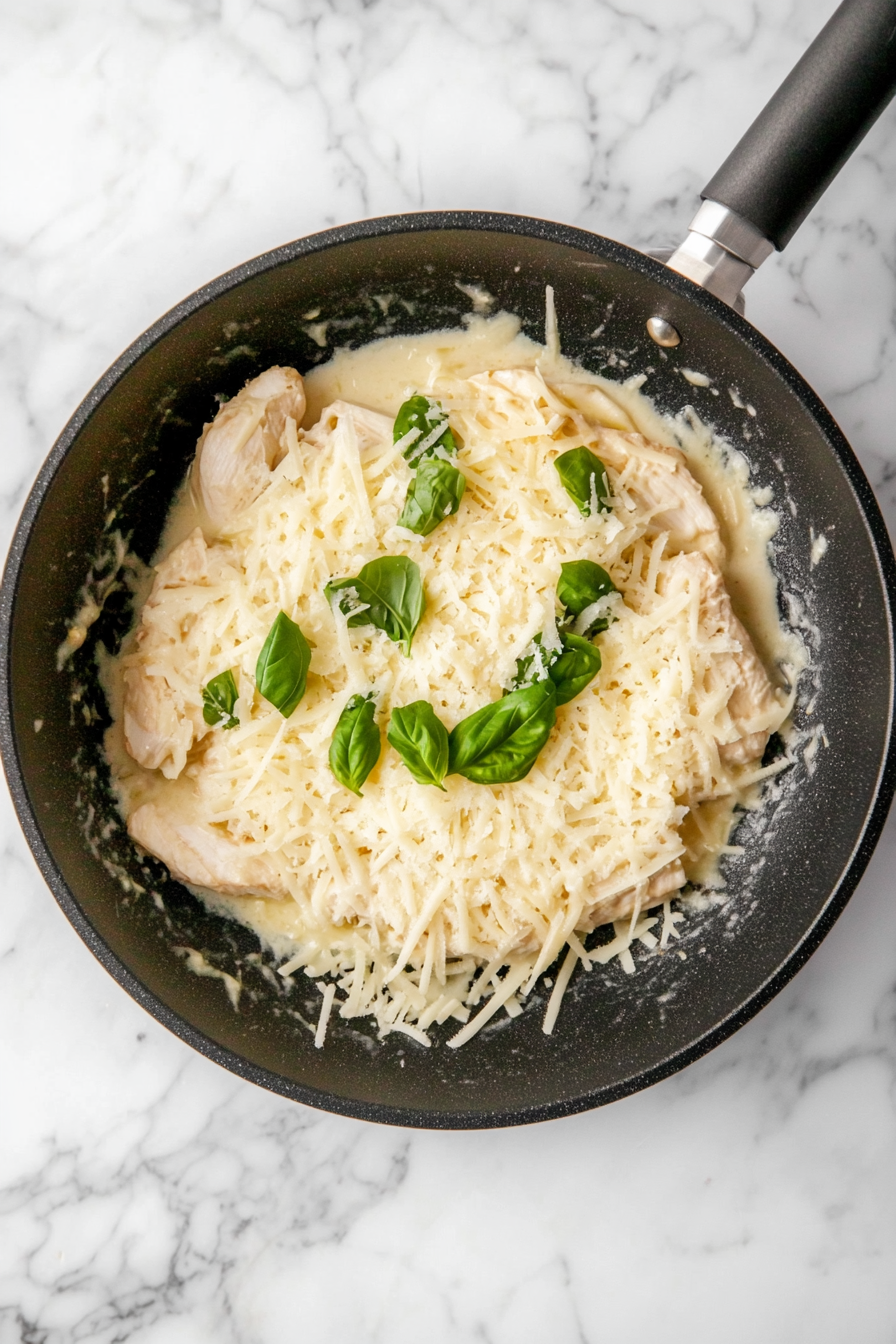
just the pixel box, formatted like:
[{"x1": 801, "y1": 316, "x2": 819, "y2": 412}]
[{"x1": 2, "y1": 1, "x2": 896, "y2": 1340}]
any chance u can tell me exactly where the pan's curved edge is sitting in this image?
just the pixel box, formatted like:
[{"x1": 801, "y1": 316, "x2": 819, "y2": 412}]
[
  {"x1": 5, "y1": 712, "x2": 892, "y2": 1132},
  {"x1": 2, "y1": 210, "x2": 895, "y2": 1130}
]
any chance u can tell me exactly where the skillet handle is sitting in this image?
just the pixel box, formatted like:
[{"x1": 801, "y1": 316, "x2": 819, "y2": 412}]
[
  {"x1": 665, "y1": 0, "x2": 896, "y2": 310},
  {"x1": 704, "y1": 0, "x2": 896, "y2": 251}
]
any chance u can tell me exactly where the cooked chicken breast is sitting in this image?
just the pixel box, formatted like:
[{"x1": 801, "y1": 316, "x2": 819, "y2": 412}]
[
  {"x1": 660, "y1": 549, "x2": 782, "y2": 765},
  {"x1": 129, "y1": 802, "x2": 286, "y2": 898},
  {"x1": 582, "y1": 859, "x2": 687, "y2": 931},
  {"x1": 195, "y1": 366, "x2": 305, "y2": 531},
  {"x1": 303, "y1": 400, "x2": 393, "y2": 452},
  {"x1": 469, "y1": 369, "x2": 724, "y2": 562},
  {"x1": 604, "y1": 432, "x2": 723, "y2": 561},
  {"x1": 122, "y1": 528, "x2": 230, "y2": 779}
]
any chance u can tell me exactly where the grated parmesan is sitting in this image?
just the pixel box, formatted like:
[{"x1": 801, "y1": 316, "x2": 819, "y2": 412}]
[{"x1": 105, "y1": 315, "x2": 798, "y2": 1047}]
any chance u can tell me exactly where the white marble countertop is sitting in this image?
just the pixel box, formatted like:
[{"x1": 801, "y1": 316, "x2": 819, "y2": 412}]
[{"x1": 2, "y1": 2, "x2": 896, "y2": 1339}]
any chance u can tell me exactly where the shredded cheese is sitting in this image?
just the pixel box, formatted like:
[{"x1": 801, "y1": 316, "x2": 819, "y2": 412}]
[{"x1": 108, "y1": 342, "x2": 794, "y2": 1048}]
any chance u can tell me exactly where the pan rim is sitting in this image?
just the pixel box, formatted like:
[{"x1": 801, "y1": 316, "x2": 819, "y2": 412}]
[{"x1": 2, "y1": 209, "x2": 895, "y2": 1129}]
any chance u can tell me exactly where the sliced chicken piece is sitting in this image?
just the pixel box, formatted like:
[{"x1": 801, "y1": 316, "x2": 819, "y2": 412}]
[
  {"x1": 129, "y1": 803, "x2": 286, "y2": 898},
  {"x1": 195, "y1": 366, "x2": 305, "y2": 531},
  {"x1": 303, "y1": 400, "x2": 393, "y2": 452},
  {"x1": 472, "y1": 368, "x2": 640, "y2": 447},
  {"x1": 466, "y1": 368, "x2": 564, "y2": 436},
  {"x1": 480, "y1": 366, "x2": 633, "y2": 435},
  {"x1": 581, "y1": 859, "x2": 687, "y2": 931},
  {"x1": 662, "y1": 550, "x2": 783, "y2": 765},
  {"x1": 718, "y1": 730, "x2": 770, "y2": 767},
  {"x1": 551, "y1": 380, "x2": 637, "y2": 432},
  {"x1": 645, "y1": 858, "x2": 688, "y2": 902},
  {"x1": 123, "y1": 528, "x2": 218, "y2": 779},
  {"x1": 468, "y1": 370, "x2": 722, "y2": 560},
  {"x1": 594, "y1": 428, "x2": 724, "y2": 562},
  {"x1": 152, "y1": 526, "x2": 209, "y2": 586},
  {"x1": 123, "y1": 669, "x2": 197, "y2": 778}
]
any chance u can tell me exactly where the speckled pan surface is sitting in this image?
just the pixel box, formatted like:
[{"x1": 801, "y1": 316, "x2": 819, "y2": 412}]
[{"x1": 2, "y1": 212, "x2": 894, "y2": 1128}]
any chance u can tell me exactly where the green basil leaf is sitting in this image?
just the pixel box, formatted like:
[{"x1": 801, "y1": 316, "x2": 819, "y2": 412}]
[
  {"x1": 397, "y1": 458, "x2": 466, "y2": 537},
  {"x1": 329, "y1": 693, "x2": 381, "y2": 796},
  {"x1": 255, "y1": 612, "x2": 311, "y2": 717},
  {"x1": 325, "y1": 556, "x2": 425, "y2": 656},
  {"x1": 448, "y1": 681, "x2": 557, "y2": 784},
  {"x1": 387, "y1": 700, "x2": 449, "y2": 789},
  {"x1": 505, "y1": 632, "x2": 558, "y2": 694},
  {"x1": 505, "y1": 629, "x2": 601, "y2": 706},
  {"x1": 558, "y1": 560, "x2": 618, "y2": 635},
  {"x1": 202, "y1": 668, "x2": 240, "y2": 729},
  {"x1": 558, "y1": 559, "x2": 616, "y2": 614},
  {"x1": 393, "y1": 394, "x2": 456, "y2": 462},
  {"x1": 554, "y1": 446, "x2": 611, "y2": 516},
  {"x1": 548, "y1": 633, "x2": 602, "y2": 705}
]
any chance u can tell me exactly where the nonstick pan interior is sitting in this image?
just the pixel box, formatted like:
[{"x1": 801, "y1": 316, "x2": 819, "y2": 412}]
[{"x1": 2, "y1": 213, "x2": 894, "y2": 1127}]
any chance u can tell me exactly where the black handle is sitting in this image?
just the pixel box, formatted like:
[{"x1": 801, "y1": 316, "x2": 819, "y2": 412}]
[{"x1": 702, "y1": 0, "x2": 896, "y2": 251}]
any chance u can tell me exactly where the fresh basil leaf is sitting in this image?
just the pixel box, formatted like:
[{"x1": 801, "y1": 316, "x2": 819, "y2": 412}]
[
  {"x1": 387, "y1": 700, "x2": 449, "y2": 789},
  {"x1": 448, "y1": 681, "x2": 557, "y2": 784},
  {"x1": 397, "y1": 458, "x2": 466, "y2": 537},
  {"x1": 554, "y1": 446, "x2": 611, "y2": 516},
  {"x1": 506, "y1": 629, "x2": 601, "y2": 706},
  {"x1": 255, "y1": 612, "x2": 311, "y2": 717},
  {"x1": 393, "y1": 394, "x2": 456, "y2": 462},
  {"x1": 329, "y1": 693, "x2": 381, "y2": 796},
  {"x1": 326, "y1": 556, "x2": 425, "y2": 656},
  {"x1": 505, "y1": 632, "x2": 558, "y2": 694},
  {"x1": 202, "y1": 668, "x2": 240, "y2": 729},
  {"x1": 558, "y1": 560, "x2": 616, "y2": 616},
  {"x1": 558, "y1": 560, "x2": 618, "y2": 635},
  {"x1": 549, "y1": 633, "x2": 602, "y2": 705}
]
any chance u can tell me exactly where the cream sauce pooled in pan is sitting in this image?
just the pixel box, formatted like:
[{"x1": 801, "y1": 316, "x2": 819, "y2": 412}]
[{"x1": 102, "y1": 310, "x2": 802, "y2": 1047}]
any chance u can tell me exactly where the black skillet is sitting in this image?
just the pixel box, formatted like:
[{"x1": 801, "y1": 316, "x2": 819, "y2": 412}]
[{"x1": 2, "y1": 0, "x2": 896, "y2": 1128}]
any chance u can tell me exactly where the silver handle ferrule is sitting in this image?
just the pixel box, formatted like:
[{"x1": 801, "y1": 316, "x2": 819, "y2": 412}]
[{"x1": 666, "y1": 200, "x2": 775, "y2": 310}]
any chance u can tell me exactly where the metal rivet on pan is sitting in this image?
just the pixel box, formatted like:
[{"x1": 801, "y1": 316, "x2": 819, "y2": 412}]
[{"x1": 646, "y1": 317, "x2": 681, "y2": 347}]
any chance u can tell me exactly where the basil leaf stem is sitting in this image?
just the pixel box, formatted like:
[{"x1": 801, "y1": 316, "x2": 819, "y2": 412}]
[
  {"x1": 397, "y1": 458, "x2": 466, "y2": 536},
  {"x1": 329, "y1": 693, "x2": 382, "y2": 796},
  {"x1": 255, "y1": 612, "x2": 312, "y2": 717},
  {"x1": 554, "y1": 446, "x2": 611, "y2": 516},
  {"x1": 393, "y1": 394, "x2": 456, "y2": 463},
  {"x1": 448, "y1": 681, "x2": 557, "y2": 784},
  {"x1": 325, "y1": 556, "x2": 425, "y2": 656},
  {"x1": 202, "y1": 669, "x2": 240, "y2": 729},
  {"x1": 387, "y1": 701, "x2": 450, "y2": 789}
]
